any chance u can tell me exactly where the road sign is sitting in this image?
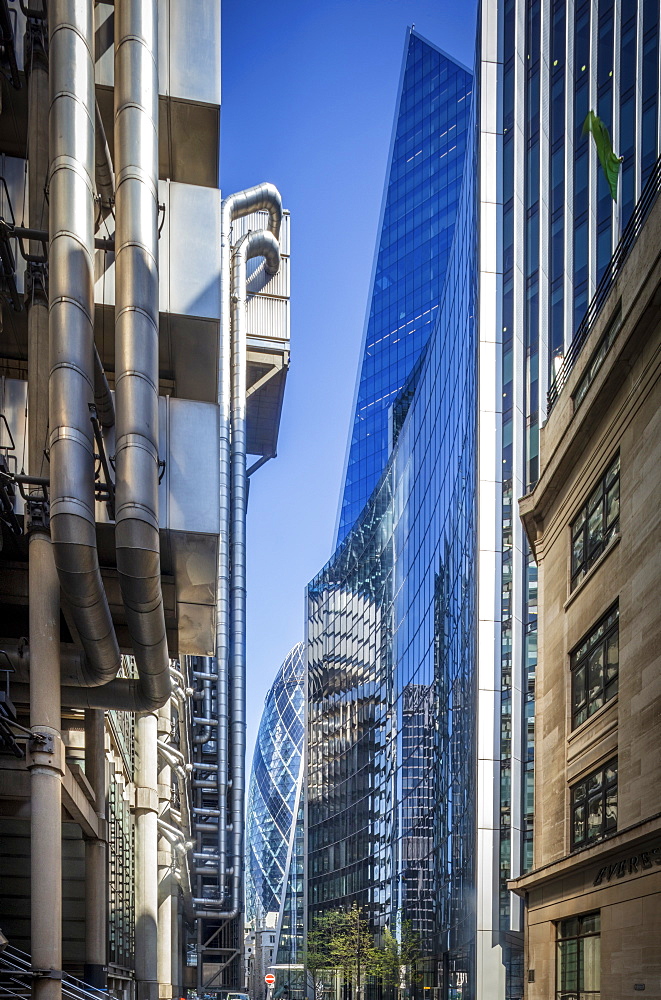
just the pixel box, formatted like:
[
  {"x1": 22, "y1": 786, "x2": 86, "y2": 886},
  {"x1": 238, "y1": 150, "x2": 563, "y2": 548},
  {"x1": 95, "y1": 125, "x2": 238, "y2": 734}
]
[{"x1": 265, "y1": 975, "x2": 276, "y2": 986}]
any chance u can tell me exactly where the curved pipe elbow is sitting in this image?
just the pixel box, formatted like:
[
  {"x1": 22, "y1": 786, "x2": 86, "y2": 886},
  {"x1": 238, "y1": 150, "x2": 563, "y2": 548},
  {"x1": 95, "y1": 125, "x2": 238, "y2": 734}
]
[{"x1": 222, "y1": 182, "x2": 283, "y2": 240}]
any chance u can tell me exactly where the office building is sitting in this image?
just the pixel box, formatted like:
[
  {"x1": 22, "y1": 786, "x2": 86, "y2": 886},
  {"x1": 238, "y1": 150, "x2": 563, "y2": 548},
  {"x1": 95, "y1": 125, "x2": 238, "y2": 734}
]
[
  {"x1": 514, "y1": 157, "x2": 661, "y2": 997},
  {"x1": 308, "y1": 2, "x2": 661, "y2": 999},
  {"x1": 337, "y1": 30, "x2": 472, "y2": 542},
  {"x1": 474, "y1": 0, "x2": 661, "y2": 995},
  {"x1": 246, "y1": 642, "x2": 306, "y2": 973},
  {"x1": 0, "y1": 1, "x2": 289, "y2": 995},
  {"x1": 307, "y1": 27, "x2": 476, "y2": 997}
]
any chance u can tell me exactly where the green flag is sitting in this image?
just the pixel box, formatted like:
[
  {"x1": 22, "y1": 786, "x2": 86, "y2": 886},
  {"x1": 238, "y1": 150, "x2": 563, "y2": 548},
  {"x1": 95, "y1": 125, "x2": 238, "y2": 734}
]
[{"x1": 583, "y1": 110, "x2": 623, "y2": 201}]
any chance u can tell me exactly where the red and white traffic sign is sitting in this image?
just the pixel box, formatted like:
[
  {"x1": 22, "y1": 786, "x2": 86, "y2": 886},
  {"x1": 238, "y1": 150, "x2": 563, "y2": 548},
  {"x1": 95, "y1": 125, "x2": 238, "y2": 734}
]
[{"x1": 265, "y1": 975, "x2": 276, "y2": 986}]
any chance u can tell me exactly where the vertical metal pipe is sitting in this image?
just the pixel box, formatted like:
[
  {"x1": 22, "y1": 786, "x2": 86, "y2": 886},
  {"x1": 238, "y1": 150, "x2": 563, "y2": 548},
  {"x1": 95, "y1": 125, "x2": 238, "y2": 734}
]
[
  {"x1": 216, "y1": 185, "x2": 281, "y2": 916},
  {"x1": 113, "y1": 0, "x2": 170, "y2": 711},
  {"x1": 48, "y1": 0, "x2": 120, "y2": 685},
  {"x1": 135, "y1": 712, "x2": 159, "y2": 1000},
  {"x1": 229, "y1": 231, "x2": 279, "y2": 920},
  {"x1": 84, "y1": 710, "x2": 107, "y2": 988},
  {"x1": 158, "y1": 702, "x2": 173, "y2": 999},
  {"x1": 25, "y1": 15, "x2": 49, "y2": 478}
]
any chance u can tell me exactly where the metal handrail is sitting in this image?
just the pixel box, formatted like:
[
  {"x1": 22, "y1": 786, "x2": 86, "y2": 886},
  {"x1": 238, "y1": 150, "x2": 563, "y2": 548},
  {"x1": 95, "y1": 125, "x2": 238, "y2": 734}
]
[
  {"x1": 547, "y1": 154, "x2": 661, "y2": 413},
  {"x1": 0, "y1": 945, "x2": 108, "y2": 1000}
]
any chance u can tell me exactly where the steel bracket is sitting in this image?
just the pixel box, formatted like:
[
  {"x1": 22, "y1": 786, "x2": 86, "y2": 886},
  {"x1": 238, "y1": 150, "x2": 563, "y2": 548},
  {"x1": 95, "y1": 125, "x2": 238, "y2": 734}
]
[
  {"x1": 24, "y1": 493, "x2": 49, "y2": 533},
  {"x1": 29, "y1": 731, "x2": 54, "y2": 754}
]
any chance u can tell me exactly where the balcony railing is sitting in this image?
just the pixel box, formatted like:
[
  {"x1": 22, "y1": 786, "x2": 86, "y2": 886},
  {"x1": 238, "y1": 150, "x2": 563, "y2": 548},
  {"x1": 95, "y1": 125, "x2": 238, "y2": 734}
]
[{"x1": 547, "y1": 154, "x2": 661, "y2": 414}]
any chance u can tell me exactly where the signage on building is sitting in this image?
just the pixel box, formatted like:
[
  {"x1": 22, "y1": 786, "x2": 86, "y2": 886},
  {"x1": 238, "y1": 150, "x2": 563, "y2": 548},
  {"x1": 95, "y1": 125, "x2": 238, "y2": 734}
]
[{"x1": 593, "y1": 845, "x2": 661, "y2": 885}]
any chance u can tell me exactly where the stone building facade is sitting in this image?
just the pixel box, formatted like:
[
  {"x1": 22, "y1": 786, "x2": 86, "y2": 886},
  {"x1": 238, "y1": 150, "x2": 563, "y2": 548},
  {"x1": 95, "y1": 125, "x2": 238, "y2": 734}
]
[{"x1": 514, "y1": 181, "x2": 661, "y2": 998}]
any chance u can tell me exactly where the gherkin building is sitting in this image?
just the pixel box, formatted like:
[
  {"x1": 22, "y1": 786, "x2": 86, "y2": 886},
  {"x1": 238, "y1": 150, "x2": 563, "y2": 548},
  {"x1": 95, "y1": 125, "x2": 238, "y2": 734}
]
[{"x1": 245, "y1": 642, "x2": 305, "y2": 963}]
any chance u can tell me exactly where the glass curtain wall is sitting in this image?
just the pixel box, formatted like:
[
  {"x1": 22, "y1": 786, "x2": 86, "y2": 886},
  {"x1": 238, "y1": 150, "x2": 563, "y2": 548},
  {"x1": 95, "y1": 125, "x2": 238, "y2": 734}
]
[
  {"x1": 246, "y1": 642, "x2": 306, "y2": 971},
  {"x1": 337, "y1": 31, "x2": 472, "y2": 543},
  {"x1": 307, "y1": 89, "x2": 477, "y2": 999}
]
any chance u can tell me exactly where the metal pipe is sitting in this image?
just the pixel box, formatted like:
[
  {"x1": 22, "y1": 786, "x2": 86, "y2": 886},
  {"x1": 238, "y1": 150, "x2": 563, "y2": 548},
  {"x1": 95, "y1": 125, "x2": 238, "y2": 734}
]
[
  {"x1": 48, "y1": 0, "x2": 121, "y2": 688},
  {"x1": 93, "y1": 345, "x2": 114, "y2": 429},
  {"x1": 212, "y1": 184, "x2": 282, "y2": 921},
  {"x1": 227, "y1": 230, "x2": 280, "y2": 922},
  {"x1": 94, "y1": 99, "x2": 114, "y2": 218},
  {"x1": 25, "y1": 13, "x2": 49, "y2": 479},
  {"x1": 84, "y1": 710, "x2": 107, "y2": 989},
  {"x1": 113, "y1": 0, "x2": 170, "y2": 712}
]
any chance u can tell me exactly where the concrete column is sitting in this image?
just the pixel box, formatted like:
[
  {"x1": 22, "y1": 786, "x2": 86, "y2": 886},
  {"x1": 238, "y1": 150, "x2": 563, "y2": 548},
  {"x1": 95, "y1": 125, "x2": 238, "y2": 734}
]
[
  {"x1": 28, "y1": 531, "x2": 63, "y2": 1000},
  {"x1": 136, "y1": 712, "x2": 159, "y2": 1000},
  {"x1": 25, "y1": 12, "x2": 63, "y2": 1000},
  {"x1": 157, "y1": 704, "x2": 173, "y2": 1000},
  {"x1": 170, "y1": 892, "x2": 179, "y2": 996},
  {"x1": 84, "y1": 711, "x2": 108, "y2": 988}
]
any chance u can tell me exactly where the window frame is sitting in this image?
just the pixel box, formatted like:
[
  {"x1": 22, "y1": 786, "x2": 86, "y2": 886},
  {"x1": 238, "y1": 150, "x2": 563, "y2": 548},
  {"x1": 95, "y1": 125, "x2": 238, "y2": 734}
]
[
  {"x1": 570, "y1": 603, "x2": 619, "y2": 729},
  {"x1": 570, "y1": 758, "x2": 617, "y2": 850},
  {"x1": 556, "y1": 910, "x2": 601, "y2": 999},
  {"x1": 570, "y1": 454, "x2": 620, "y2": 590}
]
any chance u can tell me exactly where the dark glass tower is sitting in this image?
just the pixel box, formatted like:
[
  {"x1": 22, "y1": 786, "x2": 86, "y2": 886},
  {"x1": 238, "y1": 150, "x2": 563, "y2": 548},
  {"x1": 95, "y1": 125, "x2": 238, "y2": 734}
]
[{"x1": 337, "y1": 31, "x2": 472, "y2": 543}]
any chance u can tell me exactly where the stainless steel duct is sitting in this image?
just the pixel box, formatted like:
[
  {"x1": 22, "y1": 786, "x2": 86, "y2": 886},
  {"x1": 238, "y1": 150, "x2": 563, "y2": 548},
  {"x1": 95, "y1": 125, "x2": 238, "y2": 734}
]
[
  {"x1": 195, "y1": 185, "x2": 282, "y2": 922},
  {"x1": 214, "y1": 183, "x2": 282, "y2": 911},
  {"x1": 49, "y1": 0, "x2": 121, "y2": 688},
  {"x1": 228, "y1": 229, "x2": 280, "y2": 914},
  {"x1": 113, "y1": 0, "x2": 170, "y2": 711}
]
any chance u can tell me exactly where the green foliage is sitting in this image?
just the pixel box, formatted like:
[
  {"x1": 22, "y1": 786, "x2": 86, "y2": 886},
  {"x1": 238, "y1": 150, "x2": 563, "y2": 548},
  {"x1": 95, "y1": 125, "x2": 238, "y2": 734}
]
[{"x1": 304, "y1": 909, "x2": 423, "y2": 997}]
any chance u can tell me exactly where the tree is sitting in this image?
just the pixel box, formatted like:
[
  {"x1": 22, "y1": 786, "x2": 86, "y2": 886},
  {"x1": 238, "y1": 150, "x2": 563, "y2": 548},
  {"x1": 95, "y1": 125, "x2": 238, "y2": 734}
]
[
  {"x1": 304, "y1": 906, "x2": 381, "y2": 1000},
  {"x1": 376, "y1": 922, "x2": 422, "y2": 1000},
  {"x1": 327, "y1": 904, "x2": 381, "y2": 1000}
]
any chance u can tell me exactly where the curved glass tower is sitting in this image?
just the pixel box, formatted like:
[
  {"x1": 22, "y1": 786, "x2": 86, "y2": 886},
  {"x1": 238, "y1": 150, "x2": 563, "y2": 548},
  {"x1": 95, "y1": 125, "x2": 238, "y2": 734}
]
[{"x1": 246, "y1": 642, "x2": 305, "y2": 942}]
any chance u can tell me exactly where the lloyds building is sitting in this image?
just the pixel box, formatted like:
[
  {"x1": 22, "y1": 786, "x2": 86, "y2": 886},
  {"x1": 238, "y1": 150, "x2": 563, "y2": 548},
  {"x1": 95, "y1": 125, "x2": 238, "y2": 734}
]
[{"x1": 307, "y1": 3, "x2": 661, "y2": 1000}]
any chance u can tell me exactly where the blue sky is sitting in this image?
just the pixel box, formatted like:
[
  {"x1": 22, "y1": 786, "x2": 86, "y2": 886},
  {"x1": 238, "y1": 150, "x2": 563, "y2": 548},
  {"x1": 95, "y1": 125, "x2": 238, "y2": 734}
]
[{"x1": 220, "y1": 0, "x2": 478, "y2": 767}]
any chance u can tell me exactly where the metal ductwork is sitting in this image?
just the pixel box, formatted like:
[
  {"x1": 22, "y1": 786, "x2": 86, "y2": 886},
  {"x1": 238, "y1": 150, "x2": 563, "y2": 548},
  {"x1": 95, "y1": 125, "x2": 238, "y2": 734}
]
[
  {"x1": 48, "y1": 0, "x2": 121, "y2": 689},
  {"x1": 227, "y1": 229, "x2": 280, "y2": 915},
  {"x1": 46, "y1": 0, "x2": 169, "y2": 713},
  {"x1": 194, "y1": 184, "x2": 282, "y2": 921},
  {"x1": 112, "y1": 0, "x2": 170, "y2": 713}
]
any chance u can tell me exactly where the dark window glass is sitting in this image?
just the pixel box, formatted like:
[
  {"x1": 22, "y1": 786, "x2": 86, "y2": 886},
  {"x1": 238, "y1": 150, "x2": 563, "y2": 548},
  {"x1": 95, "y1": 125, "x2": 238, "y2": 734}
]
[
  {"x1": 571, "y1": 604, "x2": 619, "y2": 728},
  {"x1": 556, "y1": 912, "x2": 601, "y2": 998},
  {"x1": 570, "y1": 454, "x2": 619, "y2": 589},
  {"x1": 571, "y1": 760, "x2": 617, "y2": 849}
]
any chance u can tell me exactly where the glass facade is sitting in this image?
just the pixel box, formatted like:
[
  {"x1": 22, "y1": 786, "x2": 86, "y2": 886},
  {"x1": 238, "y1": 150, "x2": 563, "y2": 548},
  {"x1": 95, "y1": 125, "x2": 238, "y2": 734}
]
[
  {"x1": 337, "y1": 31, "x2": 472, "y2": 543},
  {"x1": 308, "y1": 81, "x2": 477, "y2": 998},
  {"x1": 246, "y1": 642, "x2": 305, "y2": 967}
]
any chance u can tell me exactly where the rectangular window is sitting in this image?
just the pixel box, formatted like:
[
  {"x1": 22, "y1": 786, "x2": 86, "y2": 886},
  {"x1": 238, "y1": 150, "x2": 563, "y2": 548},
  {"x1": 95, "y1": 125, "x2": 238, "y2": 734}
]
[
  {"x1": 570, "y1": 454, "x2": 619, "y2": 589},
  {"x1": 571, "y1": 759, "x2": 617, "y2": 848},
  {"x1": 571, "y1": 604, "x2": 619, "y2": 728},
  {"x1": 557, "y1": 911, "x2": 601, "y2": 998}
]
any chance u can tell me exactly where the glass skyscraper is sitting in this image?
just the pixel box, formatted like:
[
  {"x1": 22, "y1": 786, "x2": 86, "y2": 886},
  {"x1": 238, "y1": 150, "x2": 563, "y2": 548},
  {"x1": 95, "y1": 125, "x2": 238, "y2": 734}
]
[
  {"x1": 307, "y1": 4, "x2": 661, "y2": 1000},
  {"x1": 337, "y1": 31, "x2": 472, "y2": 542},
  {"x1": 246, "y1": 642, "x2": 305, "y2": 969},
  {"x1": 307, "y1": 27, "x2": 477, "y2": 996}
]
